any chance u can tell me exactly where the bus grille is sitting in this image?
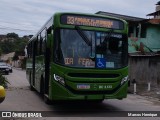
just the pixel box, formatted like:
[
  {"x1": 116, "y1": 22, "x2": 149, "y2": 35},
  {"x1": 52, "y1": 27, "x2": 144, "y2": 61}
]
[{"x1": 67, "y1": 73, "x2": 120, "y2": 78}]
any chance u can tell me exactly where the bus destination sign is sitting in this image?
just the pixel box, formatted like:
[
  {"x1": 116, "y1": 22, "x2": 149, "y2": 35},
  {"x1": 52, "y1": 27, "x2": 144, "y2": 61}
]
[{"x1": 61, "y1": 14, "x2": 124, "y2": 29}]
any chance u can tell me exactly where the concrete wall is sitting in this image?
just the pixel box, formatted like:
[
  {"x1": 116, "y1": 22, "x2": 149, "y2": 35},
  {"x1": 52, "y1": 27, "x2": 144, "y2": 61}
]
[{"x1": 128, "y1": 56, "x2": 160, "y2": 93}]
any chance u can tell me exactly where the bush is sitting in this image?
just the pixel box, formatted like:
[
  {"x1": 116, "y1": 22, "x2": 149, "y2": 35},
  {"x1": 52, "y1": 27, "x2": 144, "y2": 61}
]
[{"x1": 0, "y1": 73, "x2": 10, "y2": 88}]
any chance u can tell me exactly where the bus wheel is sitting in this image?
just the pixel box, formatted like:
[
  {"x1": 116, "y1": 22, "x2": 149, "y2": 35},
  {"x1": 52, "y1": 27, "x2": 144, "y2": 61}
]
[
  {"x1": 44, "y1": 95, "x2": 52, "y2": 105},
  {"x1": 40, "y1": 76, "x2": 44, "y2": 95},
  {"x1": 30, "y1": 85, "x2": 35, "y2": 91},
  {"x1": 88, "y1": 99, "x2": 104, "y2": 103},
  {"x1": 29, "y1": 72, "x2": 34, "y2": 91}
]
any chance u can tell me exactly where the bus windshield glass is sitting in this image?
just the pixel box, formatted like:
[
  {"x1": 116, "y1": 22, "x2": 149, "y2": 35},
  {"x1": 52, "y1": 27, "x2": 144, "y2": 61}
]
[{"x1": 54, "y1": 29, "x2": 128, "y2": 69}]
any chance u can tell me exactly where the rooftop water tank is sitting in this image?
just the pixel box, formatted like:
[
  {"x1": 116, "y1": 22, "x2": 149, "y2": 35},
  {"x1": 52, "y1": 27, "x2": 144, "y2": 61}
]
[
  {"x1": 156, "y1": 1, "x2": 160, "y2": 5},
  {"x1": 156, "y1": 1, "x2": 160, "y2": 11}
]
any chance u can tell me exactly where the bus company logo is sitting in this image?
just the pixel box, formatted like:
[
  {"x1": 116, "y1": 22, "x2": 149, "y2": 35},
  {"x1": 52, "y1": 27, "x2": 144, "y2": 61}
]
[
  {"x1": 1, "y1": 112, "x2": 42, "y2": 118},
  {"x1": 2, "y1": 112, "x2": 11, "y2": 117}
]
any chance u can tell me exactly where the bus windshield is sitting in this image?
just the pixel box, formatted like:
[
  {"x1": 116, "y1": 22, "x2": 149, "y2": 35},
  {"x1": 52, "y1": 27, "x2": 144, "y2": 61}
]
[{"x1": 54, "y1": 29, "x2": 128, "y2": 69}]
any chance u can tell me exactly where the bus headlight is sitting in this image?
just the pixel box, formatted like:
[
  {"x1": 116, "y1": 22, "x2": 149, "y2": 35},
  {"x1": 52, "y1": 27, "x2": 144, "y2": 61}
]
[
  {"x1": 53, "y1": 74, "x2": 65, "y2": 85},
  {"x1": 121, "y1": 75, "x2": 128, "y2": 85}
]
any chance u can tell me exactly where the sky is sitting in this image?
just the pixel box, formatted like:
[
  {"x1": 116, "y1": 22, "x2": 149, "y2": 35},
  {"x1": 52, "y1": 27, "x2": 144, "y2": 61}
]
[{"x1": 0, "y1": 0, "x2": 158, "y2": 36}]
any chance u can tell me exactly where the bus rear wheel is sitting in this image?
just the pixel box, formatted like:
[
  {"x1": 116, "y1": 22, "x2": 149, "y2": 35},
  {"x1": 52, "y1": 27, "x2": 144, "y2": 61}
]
[
  {"x1": 30, "y1": 85, "x2": 35, "y2": 91},
  {"x1": 44, "y1": 94, "x2": 52, "y2": 105},
  {"x1": 40, "y1": 76, "x2": 44, "y2": 95},
  {"x1": 88, "y1": 99, "x2": 104, "y2": 103}
]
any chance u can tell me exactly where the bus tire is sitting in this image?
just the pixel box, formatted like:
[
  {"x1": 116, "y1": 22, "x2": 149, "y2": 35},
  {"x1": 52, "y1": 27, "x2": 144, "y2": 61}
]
[
  {"x1": 44, "y1": 95, "x2": 52, "y2": 105},
  {"x1": 96, "y1": 99, "x2": 104, "y2": 103},
  {"x1": 40, "y1": 76, "x2": 44, "y2": 95},
  {"x1": 88, "y1": 99, "x2": 104, "y2": 103},
  {"x1": 30, "y1": 85, "x2": 35, "y2": 91},
  {"x1": 29, "y1": 72, "x2": 35, "y2": 91}
]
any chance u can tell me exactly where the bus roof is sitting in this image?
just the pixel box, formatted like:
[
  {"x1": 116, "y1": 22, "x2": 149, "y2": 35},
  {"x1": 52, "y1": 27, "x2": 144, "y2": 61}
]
[{"x1": 28, "y1": 12, "x2": 127, "y2": 43}]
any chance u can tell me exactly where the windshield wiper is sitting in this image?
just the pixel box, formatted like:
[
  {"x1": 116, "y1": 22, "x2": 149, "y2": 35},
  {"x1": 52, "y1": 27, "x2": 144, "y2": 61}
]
[
  {"x1": 75, "y1": 26, "x2": 95, "y2": 59},
  {"x1": 75, "y1": 26, "x2": 92, "y2": 46}
]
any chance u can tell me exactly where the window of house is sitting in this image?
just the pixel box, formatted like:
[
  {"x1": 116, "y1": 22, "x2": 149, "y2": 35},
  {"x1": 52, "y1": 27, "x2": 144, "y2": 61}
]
[
  {"x1": 128, "y1": 26, "x2": 134, "y2": 37},
  {"x1": 141, "y1": 25, "x2": 147, "y2": 38}
]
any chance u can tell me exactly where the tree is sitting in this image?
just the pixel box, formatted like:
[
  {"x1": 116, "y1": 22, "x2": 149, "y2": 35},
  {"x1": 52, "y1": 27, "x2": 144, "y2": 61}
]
[
  {"x1": 7, "y1": 33, "x2": 19, "y2": 38},
  {"x1": 0, "y1": 40, "x2": 15, "y2": 54},
  {"x1": 0, "y1": 33, "x2": 29, "y2": 55},
  {"x1": 29, "y1": 35, "x2": 33, "y2": 38},
  {"x1": 0, "y1": 48, "x2": 2, "y2": 57}
]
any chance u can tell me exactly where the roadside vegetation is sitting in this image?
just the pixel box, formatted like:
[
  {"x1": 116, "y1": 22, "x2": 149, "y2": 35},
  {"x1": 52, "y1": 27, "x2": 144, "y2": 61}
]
[
  {"x1": 0, "y1": 32, "x2": 32, "y2": 69},
  {"x1": 0, "y1": 73, "x2": 9, "y2": 88},
  {"x1": 0, "y1": 33, "x2": 29, "y2": 55}
]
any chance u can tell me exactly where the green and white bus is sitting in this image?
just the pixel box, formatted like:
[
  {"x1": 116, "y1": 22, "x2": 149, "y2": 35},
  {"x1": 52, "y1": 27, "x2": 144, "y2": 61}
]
[{"x1": 26, "y1": 12, "x2": 128, "y2": 103}]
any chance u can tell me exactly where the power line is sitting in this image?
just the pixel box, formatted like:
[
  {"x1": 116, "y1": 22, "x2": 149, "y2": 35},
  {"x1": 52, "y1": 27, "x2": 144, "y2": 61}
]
[
  {"x1": 0, "y1": 30, "x2": 7, "y2": 34},
  {"x1": 0, "y1": 19, "x2": 39, "y2": 28},
  {"x1": 0, "y1": 21, "x2": 39, "y2": 35},
  {"x1": 0, "y1": 24, "x2": 37, "y2": 31},
  {"x1": 0, "y1": 24, "x2": 37, "y2": 30},
  {"x1": 0, "y1": 27, "x2": 37, "y2": 32}
]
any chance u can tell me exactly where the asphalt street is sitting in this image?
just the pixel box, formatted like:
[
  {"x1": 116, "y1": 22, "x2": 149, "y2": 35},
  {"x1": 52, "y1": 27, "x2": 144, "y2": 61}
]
[{"x1": 0, "y1": 68, "x2": 160, "y2": 120}]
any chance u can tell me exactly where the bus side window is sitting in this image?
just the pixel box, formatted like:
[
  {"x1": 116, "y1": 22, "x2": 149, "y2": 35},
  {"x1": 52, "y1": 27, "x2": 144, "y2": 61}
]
[
  {"x1": 39, "y1": 37, "x2": 43, "y2": 55},
  {"x1": 27, "y1": 45, "x2": 29, "y2": 58},
  {"x1": 27, "y1": 43, "x2": 32, "y2": 58},
  {"x1": 30, "y1": 42, "x2": 33, "y2": 58},
  {"x1": 42, "y1": 38, "x2": 46, "y2": 54},
  {"x1": 37, "y1": 35, "x2": 41, "y2": 56},
  {"x1": 41, "y1": 29, "x2": 46, "y2": 55},
  {"x1": 34, "y1": 39, "x2": 38, "y2": 56}
]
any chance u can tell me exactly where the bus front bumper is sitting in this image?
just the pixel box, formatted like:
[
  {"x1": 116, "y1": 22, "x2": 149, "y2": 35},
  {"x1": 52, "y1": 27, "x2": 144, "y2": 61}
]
[{"x1": 50, "y1": 81, "x2": 128, "y2": 101}]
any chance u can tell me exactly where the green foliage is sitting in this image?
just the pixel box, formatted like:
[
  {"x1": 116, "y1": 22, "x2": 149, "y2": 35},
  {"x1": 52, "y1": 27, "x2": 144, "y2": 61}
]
[
  {"x1": 7, "y1": 33, "x2": 19, "y2": 38},
  {"x1": 0, "y1": 32, "x2": 31, "y2": 70},
  {"x1": 0, "y1": 73, "x2": 10, "y2": 88},
  {"x1": 0, "y1": 32, "x2": 29, "y2": 55},
  {"x1": 0, "y1": 40, "x2": 15, "y2": 53}
]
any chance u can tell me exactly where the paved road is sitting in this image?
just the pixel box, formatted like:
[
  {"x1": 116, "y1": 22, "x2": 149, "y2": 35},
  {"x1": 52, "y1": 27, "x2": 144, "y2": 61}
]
[{"x1": 0, "y1": 68, "x2": 160, "y2": 120}]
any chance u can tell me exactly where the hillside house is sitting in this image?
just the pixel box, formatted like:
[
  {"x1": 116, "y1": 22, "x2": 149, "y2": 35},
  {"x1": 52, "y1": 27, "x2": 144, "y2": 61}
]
[{"x1": 96, "y1": 1, "x2": 160, "y2": 92}]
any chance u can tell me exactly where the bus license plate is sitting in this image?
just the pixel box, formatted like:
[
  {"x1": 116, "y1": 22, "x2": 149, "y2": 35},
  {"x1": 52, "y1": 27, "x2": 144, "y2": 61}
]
[{"x1": 77, "y1": 84, "x2": 90, "y2": 89}]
